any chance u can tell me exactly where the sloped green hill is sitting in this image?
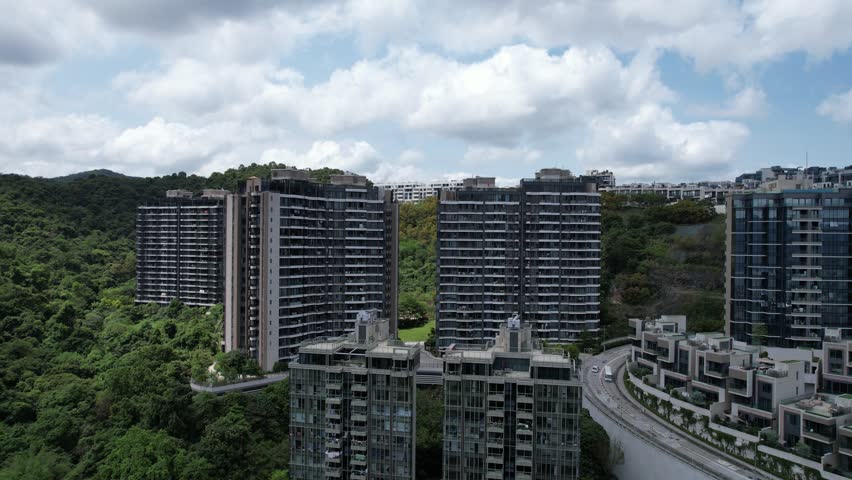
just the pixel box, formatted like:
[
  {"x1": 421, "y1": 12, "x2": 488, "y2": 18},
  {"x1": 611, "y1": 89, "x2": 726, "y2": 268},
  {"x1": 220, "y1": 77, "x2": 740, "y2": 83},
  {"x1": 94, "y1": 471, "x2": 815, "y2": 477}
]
[
  {"x1": 0, "y1": 163, "x2": 343, "y2": 480},
  {"x1": 600, "y1": 194, "x2": 725, "y2": 337}
]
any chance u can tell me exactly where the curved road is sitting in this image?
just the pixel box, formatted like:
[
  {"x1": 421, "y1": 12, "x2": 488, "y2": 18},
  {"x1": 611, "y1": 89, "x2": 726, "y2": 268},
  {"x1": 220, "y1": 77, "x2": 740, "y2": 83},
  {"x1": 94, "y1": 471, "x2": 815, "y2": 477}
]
[{"x1": 583, "y1": 346, "x2": 778, "y2": 480}]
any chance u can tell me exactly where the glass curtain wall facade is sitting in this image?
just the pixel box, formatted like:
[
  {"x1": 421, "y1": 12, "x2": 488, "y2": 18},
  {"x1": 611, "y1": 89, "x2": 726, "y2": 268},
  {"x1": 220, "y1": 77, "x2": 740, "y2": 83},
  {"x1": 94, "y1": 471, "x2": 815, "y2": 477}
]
[
  {"x1": 726, "y1": 189, "x2": 852, "y2": 347},
  {"x1": 436, "y1": 170, "x2": 601, "y2": 348}
]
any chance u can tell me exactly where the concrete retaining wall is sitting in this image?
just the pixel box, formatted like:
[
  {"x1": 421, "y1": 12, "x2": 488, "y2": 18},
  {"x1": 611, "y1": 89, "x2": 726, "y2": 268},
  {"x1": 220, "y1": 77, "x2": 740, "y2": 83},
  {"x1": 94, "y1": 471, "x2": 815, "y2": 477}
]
[
  {"x1": 708, "y1": 421, "x2": 760, "y2": 444},
  {"x1": 757, "y1": 444, "x2": 822, "y2": 471},
  {"x1": 628, "y1": 369, "x2": 711, "y2": 417}
]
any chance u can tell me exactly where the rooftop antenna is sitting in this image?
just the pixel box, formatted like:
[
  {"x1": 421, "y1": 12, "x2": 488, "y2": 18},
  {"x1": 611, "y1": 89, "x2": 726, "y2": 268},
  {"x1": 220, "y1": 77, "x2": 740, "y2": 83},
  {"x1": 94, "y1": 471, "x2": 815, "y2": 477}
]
[{"x1": 805, "y1": 151, "x2": 809, "y2": 169}]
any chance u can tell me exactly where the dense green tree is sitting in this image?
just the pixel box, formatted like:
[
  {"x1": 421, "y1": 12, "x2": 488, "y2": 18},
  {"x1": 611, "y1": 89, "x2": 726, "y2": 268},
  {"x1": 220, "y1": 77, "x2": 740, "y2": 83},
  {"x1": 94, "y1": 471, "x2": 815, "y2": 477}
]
[
  {"x1": 580, "y1": 408, "x2": 616, "y2": 479},
  {"x1": 214, "y1": 350, "x2": 262, "y2": 383},
  {"x1": 269, "y1": 470, "x2": 290, "y2": 480},
  {"x1": 424, "y1": 327, "x2": 437, "y2": 354},
  {"x1": 415, "y1": 387, "x2": 444, "y2": 480},
  {"x1": 794, "y1": 440, "x2": 812, "y2": 458},
  {"x1": 627, "y1": 193, "x2": 669, "y2": 207},
  {"x1": 0, "y1": 447, "x2": 71, "y2": 480},
  {"x1": 683, "y1": 294, "x2": 725, "y2": 332},
  {"x1": 752, "y1": 323, "x2": 769, "y2": 346},
  {"x1": 198, "y1": 409, "x2": 252, "y2": 478},
  {"x1": 94, "y1": 427, "x2": 207, "y2": 480},
  {"x1": 399, "y1": 292, "x2": 430, "y2": 329},
  {"x1": 618, "y1": 273, "x2": 656, "y2": 305},
  {"x1": 565, "y1": 344, "x2": 581, "y2": 360}
]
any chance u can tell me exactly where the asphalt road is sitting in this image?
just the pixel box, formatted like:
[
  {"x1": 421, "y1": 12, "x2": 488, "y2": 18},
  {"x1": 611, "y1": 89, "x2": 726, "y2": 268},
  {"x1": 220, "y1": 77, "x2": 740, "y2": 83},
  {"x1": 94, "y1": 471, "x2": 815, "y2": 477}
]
[{"x1": 583, "y1": 346, "x2": 779, "y2": 480}]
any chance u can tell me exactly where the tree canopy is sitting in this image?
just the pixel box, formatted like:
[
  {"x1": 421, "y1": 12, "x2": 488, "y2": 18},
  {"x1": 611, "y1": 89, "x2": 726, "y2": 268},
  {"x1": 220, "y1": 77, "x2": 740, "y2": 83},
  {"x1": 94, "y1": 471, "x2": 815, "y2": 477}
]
[{"x1": 0, "y1": 168, "x2": 297, "y2": 480}]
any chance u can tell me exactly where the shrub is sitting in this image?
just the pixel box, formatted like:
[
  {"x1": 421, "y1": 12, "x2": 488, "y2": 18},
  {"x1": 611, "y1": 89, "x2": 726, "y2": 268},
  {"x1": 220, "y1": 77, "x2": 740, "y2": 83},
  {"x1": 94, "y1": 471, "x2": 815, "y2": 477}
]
[
  {"x1": 690, "y1": 390, "x2": 707, "y2": 406},
  {"x1": 793, "y1": 440, "x2": 812, "y2": 459}
]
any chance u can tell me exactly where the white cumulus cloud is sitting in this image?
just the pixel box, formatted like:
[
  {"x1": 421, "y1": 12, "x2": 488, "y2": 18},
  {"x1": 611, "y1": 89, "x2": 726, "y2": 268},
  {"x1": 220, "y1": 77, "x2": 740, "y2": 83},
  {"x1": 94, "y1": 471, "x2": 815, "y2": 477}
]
[
  {"x1": 818, "y1": 88, "x2": 852, "y2": 124},
  {"x1": 577, "y1": 104, "x2": 750, "y2": 183},
  {"x1": 261, "y1": 141, "x2": 432, "y2": 184},
  {"x1": 692, "y1": 87, "x2": 767, "y2": 118},
  {"x1": 260, "y1": 140, "x2": 380, "y2": 172},
  {"x1": 463, "y1": 145, "x2": 541, "y2": 165},
  {"x1": 118, "y1": 45, "x2": 672, "y2": 148}
]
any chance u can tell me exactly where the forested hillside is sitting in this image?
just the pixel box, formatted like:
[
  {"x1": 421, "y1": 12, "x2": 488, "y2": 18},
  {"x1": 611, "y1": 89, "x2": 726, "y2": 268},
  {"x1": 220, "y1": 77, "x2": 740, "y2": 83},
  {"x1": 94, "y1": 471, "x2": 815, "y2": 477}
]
[
  {"x1": 0, "y1": 165, "x2": 341, "y2": 480},
  {"x1": 599, "y1": 193, "x2": 725, "y2": 337},
  {"x1": 397, "y1": 197, "x2": 437, "y2": 334}
]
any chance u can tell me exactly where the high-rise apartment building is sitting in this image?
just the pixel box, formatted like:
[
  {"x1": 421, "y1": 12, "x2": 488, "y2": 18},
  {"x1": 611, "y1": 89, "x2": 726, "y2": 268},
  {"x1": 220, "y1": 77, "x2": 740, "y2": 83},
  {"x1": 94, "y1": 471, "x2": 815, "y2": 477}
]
[
  {"x1": 443, "y1": 317, "x2": 582, "y2": 480},
  {"x1": 289, "y1": 310, "x2": 419, "y2": 480},
  {"x1": 224, "y1": 169, "x2": 398, "y2": 370},
  {"x1": 726, "y1": 188, "x2": 852, "y2": 348},
  {"x1": 436, "y1": 168, "x2": 600, "y2": 348},
  {"x1": 135, "y1": 189, "x2": 228, "y2": 306}
]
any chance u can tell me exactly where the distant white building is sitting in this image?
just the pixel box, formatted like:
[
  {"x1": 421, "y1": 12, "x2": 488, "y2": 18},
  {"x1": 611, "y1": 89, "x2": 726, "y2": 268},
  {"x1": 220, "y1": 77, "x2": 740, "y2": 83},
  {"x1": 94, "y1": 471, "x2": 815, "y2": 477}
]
[
  {"x1": 377, "y1": 179, "x2": 464, "y2": 203},
  {"x1": 604, "y1": 182, "x2": 744, "y2": 203}
]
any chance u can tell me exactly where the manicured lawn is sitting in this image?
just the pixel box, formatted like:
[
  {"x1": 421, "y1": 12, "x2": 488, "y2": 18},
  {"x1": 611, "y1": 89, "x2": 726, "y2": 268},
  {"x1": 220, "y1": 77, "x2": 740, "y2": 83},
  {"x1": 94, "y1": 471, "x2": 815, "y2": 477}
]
[{"x1": 399, "y1": 320, "x2": 434, "y2": 342}]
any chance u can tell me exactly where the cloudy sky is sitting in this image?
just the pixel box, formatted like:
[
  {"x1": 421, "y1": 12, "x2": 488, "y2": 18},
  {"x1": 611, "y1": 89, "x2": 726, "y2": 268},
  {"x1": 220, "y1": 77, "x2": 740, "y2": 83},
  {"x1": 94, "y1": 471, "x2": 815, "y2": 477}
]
[{"x1": 3, "y1": 0, "x2": 852, "y2": 184}]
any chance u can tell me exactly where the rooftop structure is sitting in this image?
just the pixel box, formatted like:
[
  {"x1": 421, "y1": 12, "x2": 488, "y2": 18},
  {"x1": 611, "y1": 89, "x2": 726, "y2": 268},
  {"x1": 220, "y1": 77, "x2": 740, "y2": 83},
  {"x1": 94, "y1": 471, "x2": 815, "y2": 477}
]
[
  {"x1": 166, "y1": 189, "x2": 193, "y2": 199},
  {"x1": 737, "y1": 165, "x2": 852, "y2": 191},
  {"x1": 462, "y1": 176, "x2": 497, "y2": 189},
  {"x1": 585, "y1": 169, "x2": 616, "y2": 189},
  {"x1": 778, "y1": 393, "x2": 852, "y2": 473}
]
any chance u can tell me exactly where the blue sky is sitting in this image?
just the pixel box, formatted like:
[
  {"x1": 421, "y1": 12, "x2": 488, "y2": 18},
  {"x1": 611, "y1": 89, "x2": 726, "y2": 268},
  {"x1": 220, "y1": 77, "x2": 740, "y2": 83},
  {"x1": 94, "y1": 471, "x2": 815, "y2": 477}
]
[{"x1": 3, "y1": 1, "x2": 852, "y2": 185}]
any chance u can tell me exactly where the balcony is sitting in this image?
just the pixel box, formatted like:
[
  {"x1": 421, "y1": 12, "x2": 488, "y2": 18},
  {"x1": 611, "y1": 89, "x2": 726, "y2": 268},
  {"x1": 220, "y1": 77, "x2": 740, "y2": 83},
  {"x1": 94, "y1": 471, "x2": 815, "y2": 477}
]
[
  {"x1": 325, "y1": 438, "x2": 341, "y2": 449},
  {"x1": 728, "y1": 385, "x2": 750, "y2": 397},
  {"x1": 326, "y1": 422, "x2": 342, "y2": 433},
  {"x1": 325, "y1": 467, "x2": 341, "y2": 478},
  {"x1": 486, "y1": 438, "x2": 504, "y2": 449},
  {"x1": 802, "y1": 430, "x2": 833, "y2": 444},
  {"x1": 705, "y1": 362, "x2": 730, "y2": 378},
  {"x1": 487, "y1": 422, "x2": 504, "y2": 433},
  {"x1": 326, "y1": 382, "x2": 342, "y2": 391}
]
